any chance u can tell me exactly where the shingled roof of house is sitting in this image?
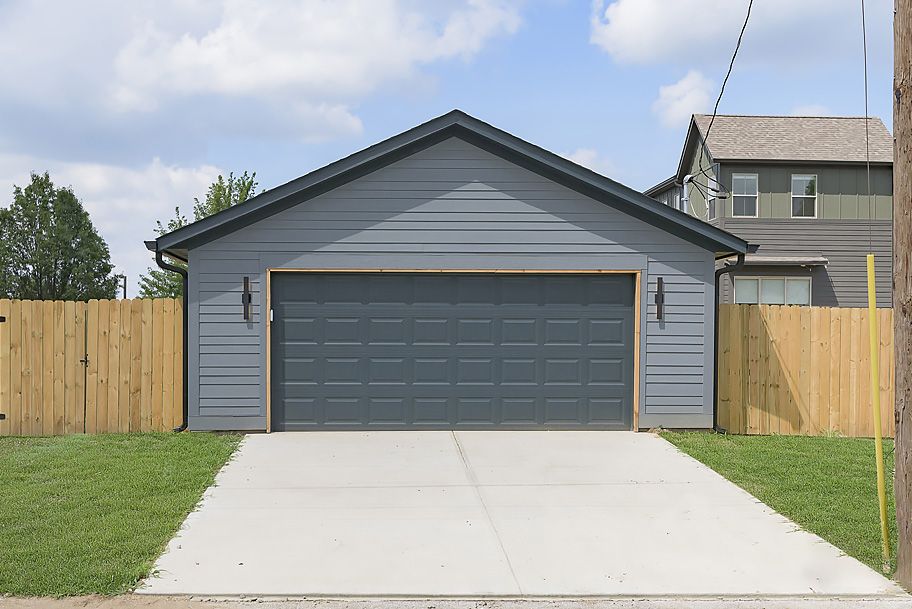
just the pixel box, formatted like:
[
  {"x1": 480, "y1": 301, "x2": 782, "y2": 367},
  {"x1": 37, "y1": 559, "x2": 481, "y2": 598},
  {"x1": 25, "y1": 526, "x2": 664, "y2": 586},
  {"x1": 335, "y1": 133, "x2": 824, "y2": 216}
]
[{"x1": 692, "y1": 114, "x2": 893, "y2": 164}]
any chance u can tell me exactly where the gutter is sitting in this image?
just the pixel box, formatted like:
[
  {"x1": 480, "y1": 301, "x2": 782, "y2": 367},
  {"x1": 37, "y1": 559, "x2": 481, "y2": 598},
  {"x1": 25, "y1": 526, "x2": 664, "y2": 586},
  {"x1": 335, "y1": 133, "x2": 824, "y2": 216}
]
[
  {"x1": 713, "y1": 252, "x2": 747, "y2": 433},
  {"x1": 146, "y1": 241, "x2": 189, "y2": 432}
]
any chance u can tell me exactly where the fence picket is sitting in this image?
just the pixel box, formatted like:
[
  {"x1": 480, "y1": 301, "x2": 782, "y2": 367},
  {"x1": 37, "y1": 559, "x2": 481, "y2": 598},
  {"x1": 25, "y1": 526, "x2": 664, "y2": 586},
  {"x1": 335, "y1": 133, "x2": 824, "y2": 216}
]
[
  {"x1": 42, "y1": 302, "x2": 54, "y2": 435},
  {"x1": 9, "y1": 300, "x2": 21, "y2": 436},
  {"x1": 106, "y1": 300, "x2": 120, "y2": 433},
  {"x1": 141, "y1": 299, "x2": 153, "y2": 431},
  {"x1": 151, "y1": 299, "x2": 164, "y2": 432},
  {"x1": 85, "y1": 300, "x2": 99, "y2": 433},
  {"x1": 96, "y1": 299, "x2": 110, "y2": 433},
  {"x1": 162, "y1": 300, "x2": 175, "y2": 431},
  {"x1": 75, "y1": 302, "x2": 86, "y2": 434},
  {"x1": 118, "y1": 300, "x2": 131, "y2": 433},
  {"x1": 63, "y1": 301, "x2": 76, "y2": 434},
  {"x1": 22, "y1": 302, "x2": 33, "y2": 435},
  {"x1": 0, "y1": 300, "x2": 9, "y2": 436},
  {"x1": 129, "y1": 300, "x2": 143, "y2": 432},
  {"x1": 53, "y1": 301, "x2": 65, "y2": 435}
]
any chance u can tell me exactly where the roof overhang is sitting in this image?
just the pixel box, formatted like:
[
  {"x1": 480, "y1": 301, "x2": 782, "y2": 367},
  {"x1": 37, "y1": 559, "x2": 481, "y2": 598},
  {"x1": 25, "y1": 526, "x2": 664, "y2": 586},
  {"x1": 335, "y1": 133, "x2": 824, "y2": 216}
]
[
  {"x1": 743, "y1": 254, "x2": 828, "y2": 267},
  {"x1": 716, "y1": 158, "x2": 892, "y2": 167},
  {"x1": 674, "y1": 117, "x2": 713, "y2": 182},
  {"x1": 643, "y1": 176, "x2": 678, "y2": 197},
  {"x1": 150, "y1": 110, "x2": 749, "y2": 260}
]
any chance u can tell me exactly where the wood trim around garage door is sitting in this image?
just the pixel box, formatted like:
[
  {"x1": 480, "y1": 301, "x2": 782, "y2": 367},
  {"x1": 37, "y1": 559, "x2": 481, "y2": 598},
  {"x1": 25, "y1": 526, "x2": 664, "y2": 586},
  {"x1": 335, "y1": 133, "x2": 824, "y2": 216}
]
[{"x1": 265, "y1": 269, "x2": 642, "y2": 433}]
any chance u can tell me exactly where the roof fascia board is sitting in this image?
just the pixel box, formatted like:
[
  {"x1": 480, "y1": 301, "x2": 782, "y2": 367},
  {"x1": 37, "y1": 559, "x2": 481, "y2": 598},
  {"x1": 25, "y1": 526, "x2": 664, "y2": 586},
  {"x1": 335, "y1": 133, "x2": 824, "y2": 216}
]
[
  {"x1": 674, "y1": 118, "x2": 708, "y2": 181},
  {"x1": 643, "y1": 176, "x2": 678, "y2": 197},
  {"x1": 716, "y1": 158, "x2": 893, "y2": 167}
]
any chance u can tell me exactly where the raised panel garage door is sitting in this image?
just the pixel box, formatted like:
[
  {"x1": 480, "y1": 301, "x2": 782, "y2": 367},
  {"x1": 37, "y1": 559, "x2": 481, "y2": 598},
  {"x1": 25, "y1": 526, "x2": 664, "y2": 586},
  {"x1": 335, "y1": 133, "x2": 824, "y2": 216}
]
[{"x1": 271, "y1": 273, "x2": 635, "y2": 430}]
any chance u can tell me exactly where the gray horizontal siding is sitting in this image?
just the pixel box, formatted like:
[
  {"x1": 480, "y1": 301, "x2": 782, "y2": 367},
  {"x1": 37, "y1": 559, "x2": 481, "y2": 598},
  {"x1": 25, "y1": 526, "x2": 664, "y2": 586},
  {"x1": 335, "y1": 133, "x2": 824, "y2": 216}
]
[
  {"x1": 188, "y1": 137, "x2": 716, "y2": 430},
  {"x1": 722, "y1": 218, "x2": 892, "y2": 307}
]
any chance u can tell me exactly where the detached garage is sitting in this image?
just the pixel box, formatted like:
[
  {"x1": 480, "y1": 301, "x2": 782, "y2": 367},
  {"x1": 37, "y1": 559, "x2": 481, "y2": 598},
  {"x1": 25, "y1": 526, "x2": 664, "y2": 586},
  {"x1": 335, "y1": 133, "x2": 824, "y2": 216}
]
[{"x1": 147, "y1": 110, "x2": 748, "y2": 432}]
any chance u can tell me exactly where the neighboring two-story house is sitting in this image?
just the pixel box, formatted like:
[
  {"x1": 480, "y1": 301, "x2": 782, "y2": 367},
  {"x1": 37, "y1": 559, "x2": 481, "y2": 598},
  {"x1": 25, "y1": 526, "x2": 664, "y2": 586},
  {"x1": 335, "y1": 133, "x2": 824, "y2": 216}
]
[{"x1": 646, "y1": 114, "x2": 893, "y2": 307}]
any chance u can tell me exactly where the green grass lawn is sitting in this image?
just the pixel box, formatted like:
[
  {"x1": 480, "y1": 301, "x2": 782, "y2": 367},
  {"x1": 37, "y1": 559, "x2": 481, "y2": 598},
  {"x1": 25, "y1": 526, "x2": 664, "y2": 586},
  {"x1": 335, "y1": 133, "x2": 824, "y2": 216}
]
[
  {"x1": 0, "y1": 433, "x2": 241, "y2": 596},
  {"x1": 662, "y1": 432, "x2": 897, "y2": 575}
]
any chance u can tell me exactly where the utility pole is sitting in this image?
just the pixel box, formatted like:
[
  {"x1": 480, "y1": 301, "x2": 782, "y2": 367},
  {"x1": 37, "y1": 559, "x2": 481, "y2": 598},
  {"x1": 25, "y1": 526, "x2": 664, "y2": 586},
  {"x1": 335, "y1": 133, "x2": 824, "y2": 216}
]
[{"x1": 895, "y1": 0, "x2": 912, "y2": 589}]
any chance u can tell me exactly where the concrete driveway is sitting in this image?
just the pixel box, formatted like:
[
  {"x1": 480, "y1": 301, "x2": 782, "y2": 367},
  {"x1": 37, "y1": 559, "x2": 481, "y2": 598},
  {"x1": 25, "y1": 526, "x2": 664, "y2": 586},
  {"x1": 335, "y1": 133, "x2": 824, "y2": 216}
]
[{"x1": 139, "y1": 431, "x2": 903, "y2": 598}]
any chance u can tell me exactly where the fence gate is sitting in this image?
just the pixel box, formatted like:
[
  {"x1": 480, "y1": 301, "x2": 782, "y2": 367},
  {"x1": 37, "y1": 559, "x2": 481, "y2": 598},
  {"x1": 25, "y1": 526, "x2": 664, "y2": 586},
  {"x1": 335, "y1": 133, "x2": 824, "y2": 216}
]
[{"x1": 0, "y1": 299, "x2": 182, "y2": 436}]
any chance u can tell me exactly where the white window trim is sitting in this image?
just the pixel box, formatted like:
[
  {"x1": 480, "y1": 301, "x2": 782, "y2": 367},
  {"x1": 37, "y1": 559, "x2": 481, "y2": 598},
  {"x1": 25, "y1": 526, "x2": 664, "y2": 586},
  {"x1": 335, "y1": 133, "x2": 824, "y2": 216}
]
[
  {"x1": 731, "y1": 173, "x2": 759, "y2": 218},
  {"x1": 790, "y1": 173, "x2": 818, "y2": 219},
  {"x1": 733, "y1": 276, "x2": 813, "y2": 306}
]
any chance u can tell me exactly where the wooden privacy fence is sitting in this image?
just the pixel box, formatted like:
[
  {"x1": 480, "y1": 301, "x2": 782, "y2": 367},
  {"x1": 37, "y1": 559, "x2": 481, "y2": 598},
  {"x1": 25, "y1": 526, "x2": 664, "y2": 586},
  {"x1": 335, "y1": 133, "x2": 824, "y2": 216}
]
[
  {"x1": 717, "y1": 304, "x2": 895, "y2": 437},
  {"x1": 0, "y1": 299, "x2": 182, "y2": 436}
]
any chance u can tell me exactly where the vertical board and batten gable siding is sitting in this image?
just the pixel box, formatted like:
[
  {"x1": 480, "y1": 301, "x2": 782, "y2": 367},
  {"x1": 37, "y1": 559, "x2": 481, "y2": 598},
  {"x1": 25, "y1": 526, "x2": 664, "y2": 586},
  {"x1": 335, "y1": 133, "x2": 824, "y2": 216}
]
[
  {"x1": 717, "y1": 165, "x2": 893, "y2": 221},
  {"x1": 188, "y1": 137, "x2": 716, "y2": 430}
]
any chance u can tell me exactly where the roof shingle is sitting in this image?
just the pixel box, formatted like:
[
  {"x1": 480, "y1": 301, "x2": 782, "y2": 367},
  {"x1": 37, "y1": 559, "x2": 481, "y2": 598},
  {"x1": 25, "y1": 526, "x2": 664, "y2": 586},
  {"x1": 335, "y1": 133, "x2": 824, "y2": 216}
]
[{"x1": 692, "y1": 115, "x2": 893, "y2": 164}]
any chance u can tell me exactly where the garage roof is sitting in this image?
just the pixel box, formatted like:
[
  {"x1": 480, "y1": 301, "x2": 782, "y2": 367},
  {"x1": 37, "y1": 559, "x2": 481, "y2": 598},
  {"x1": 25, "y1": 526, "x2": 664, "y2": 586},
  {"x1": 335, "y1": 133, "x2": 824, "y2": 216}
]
[{"x1": 149, "y1": 110, "x2": 749, "y2": 259}]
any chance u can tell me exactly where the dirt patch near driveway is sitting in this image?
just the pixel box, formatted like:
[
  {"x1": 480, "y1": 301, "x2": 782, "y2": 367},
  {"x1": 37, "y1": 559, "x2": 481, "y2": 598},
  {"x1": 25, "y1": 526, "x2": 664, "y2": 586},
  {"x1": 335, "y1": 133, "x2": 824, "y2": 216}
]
[
  {"x1": 5, "y1": 596, "x2": 912, "y2": 609},
  {"x1": 2, "y1": 597, "x2": 211, "y2": 609}
]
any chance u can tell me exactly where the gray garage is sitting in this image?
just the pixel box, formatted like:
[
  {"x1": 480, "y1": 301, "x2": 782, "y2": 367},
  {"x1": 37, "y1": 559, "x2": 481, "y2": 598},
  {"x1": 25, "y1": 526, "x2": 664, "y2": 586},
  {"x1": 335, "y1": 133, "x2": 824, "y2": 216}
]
[{"x1": 147, "y1": 110, "x2": 748, "y2": 432}]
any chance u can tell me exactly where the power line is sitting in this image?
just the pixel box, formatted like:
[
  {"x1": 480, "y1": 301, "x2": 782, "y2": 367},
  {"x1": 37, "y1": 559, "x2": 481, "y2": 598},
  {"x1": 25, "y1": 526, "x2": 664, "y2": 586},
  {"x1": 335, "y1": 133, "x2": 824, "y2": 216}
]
[
  {"x1": 691, "y1": 0, "x2": 755, "y2": 209},
  {"x1": 861, "y1": 0, "x2": 873, "y2": 251}
]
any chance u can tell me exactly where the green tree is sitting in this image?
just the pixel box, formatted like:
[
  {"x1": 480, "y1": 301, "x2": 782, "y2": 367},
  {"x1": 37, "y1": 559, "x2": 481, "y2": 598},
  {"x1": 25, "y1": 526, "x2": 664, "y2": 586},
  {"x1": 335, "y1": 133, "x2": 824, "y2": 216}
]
[
  {"x1": 138, "y1": 172, "x2": 258, "y2": 298},
  {"x1": 0, "y1": 172, "x2": 119, "y2": 300}
]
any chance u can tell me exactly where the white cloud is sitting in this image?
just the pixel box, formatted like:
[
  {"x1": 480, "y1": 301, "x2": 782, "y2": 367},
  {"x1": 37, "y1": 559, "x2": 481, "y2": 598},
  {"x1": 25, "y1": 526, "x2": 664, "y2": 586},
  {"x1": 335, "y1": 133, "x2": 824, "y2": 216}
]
[
  {"x1": 791, "y1": 104, "x2": 831, "y2": 116},
  {"x1": 562, "y1": 148, "x2": 617, "y2": 177},
  {"x1": 110, "y1": 0, "x2": 522, "y2": 113},
  {"x1": 652, "y1": 70, "x2": 713, "y2": 128},
  {"x1": 0, "y1": 155, "x2": 221, "y2": 295},
  {"x1": 0, "y1": 1, "x2": 524, "y2": 294},
  {"x1": 590, "y1": 0, "x2": 891, "y2": 66},
  {"x1": 0, "y1": 1, "x2": 522, "y2": 152}
]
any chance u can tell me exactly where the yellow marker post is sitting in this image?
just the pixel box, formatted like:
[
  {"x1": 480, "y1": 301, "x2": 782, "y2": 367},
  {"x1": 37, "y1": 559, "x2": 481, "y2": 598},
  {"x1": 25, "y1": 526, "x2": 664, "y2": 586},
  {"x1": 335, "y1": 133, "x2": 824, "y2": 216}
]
[{"x1": 867, "y1": 252, "x2": 891, "y2": 573}]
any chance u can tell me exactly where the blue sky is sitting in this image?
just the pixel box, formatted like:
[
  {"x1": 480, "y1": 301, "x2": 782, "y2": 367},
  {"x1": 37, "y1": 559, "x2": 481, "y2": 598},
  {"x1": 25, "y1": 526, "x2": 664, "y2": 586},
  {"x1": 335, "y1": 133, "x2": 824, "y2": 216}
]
[{"x1": 0, "y1": 0, "x2": 894, "y2": 292}]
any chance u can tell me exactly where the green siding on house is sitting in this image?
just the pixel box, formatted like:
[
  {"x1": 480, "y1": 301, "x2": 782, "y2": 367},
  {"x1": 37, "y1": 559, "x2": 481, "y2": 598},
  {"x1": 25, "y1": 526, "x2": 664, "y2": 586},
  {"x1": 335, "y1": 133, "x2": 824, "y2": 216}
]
[
  {"x1": 685, "y1": 144, "x2": 715, "y2": 223},
  {"x1": 717, "y1": 164, "x2": 892, "y2": 220}
]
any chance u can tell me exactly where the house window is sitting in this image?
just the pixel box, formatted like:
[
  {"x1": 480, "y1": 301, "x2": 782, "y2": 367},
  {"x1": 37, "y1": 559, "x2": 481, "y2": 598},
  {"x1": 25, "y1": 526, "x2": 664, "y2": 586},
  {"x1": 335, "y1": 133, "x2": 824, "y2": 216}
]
[
  {"x1": 732, "y1": 173, "x2": 758, "y2": 217},
  {"x1": 791, "y1": 174, "x2": 817, "y2": 218},
  {"x1": 734, "y1": 277, "x2": 812, "y2": 305},
  {"x1": 707, "y1": 174, "x2": 719, "y2": 220}
]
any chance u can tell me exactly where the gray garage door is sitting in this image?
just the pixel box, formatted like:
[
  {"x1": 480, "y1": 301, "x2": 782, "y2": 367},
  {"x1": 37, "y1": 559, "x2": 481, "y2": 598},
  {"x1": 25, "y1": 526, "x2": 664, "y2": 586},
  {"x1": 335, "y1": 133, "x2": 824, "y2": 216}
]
[{"x1": 271, "y1": 273, "x2": 635, "y2": 430}]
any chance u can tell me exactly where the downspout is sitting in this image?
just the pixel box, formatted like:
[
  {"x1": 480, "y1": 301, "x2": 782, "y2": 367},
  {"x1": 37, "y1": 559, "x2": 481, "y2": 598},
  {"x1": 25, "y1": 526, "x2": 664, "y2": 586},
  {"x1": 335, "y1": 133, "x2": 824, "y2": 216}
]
[
  {"x1": 713, "y1": 252, "x2": 746, "y2": 433},
  {"x1": 681, "y1": 174, "x2": 693, "y2": 214},
  {"x1": 154, "y1": 248, "x2": 189, "y2": 433}
]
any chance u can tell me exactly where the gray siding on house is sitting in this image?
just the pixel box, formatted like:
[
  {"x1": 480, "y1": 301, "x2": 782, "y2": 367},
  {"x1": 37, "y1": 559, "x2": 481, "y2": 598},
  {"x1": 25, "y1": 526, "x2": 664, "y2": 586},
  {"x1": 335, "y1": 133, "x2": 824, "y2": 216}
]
[
  {"x1": 652, "y1": 183, "x2": 683, "y2": 210},
  {"x1": 188, "y1": 137, "x2": 717, "y2": 431},
  {"x1": 720, "y1": 219, "x2": 892, "y2": 307}
]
